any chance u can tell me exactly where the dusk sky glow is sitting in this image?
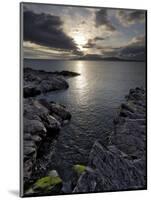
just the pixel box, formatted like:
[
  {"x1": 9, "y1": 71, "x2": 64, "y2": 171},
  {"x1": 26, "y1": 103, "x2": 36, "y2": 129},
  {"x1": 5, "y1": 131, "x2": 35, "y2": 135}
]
[{"x1": 23, "y1": 3, "x2": 146, "y2": 61}]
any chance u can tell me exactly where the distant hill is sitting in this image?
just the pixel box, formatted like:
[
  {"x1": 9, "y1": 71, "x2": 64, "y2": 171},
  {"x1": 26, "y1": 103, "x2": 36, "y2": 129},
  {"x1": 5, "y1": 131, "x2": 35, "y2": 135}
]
[
  {"x1": 24, "y1": 56, "x2": 145, "y2": 62},
  {"x1": 71, "y1": 54, "x2": 145, "y2": 62}
]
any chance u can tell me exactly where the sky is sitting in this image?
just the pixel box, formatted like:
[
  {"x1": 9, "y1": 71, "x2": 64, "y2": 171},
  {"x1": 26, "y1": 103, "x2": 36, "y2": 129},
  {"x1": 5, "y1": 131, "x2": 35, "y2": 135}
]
[{"x1": 22, "y1": 3, "x2": 146, "y2": 60}]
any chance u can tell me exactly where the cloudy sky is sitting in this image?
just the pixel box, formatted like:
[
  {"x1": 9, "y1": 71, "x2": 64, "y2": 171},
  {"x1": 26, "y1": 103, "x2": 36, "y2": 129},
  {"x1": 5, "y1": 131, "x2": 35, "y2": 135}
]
[{"x1": 22, "y1": 3, "x2": 146, "y2": 60}]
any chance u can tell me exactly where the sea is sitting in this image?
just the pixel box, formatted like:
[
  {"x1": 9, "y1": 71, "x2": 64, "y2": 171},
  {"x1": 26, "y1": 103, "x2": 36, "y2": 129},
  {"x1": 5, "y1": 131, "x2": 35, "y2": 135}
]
[{"x1": 24, "y1": 59, "x2": 146, "y2": 180}]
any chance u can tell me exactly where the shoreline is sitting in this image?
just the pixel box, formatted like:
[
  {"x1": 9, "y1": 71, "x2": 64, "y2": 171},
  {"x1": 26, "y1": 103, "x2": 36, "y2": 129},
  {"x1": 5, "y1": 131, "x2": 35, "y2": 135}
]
[
  {"x1": 23, "y1": 68, "x2": 80, "y2": 192},
  {"x1": 24, "y1": 68, "x2": 80, "y2": 98},
  {"x1": 23, "y1": 68, "x2": 146, "y2": 196},
  {"x1": 74, "y1": 87, "x2": 146, "y2": 193}
]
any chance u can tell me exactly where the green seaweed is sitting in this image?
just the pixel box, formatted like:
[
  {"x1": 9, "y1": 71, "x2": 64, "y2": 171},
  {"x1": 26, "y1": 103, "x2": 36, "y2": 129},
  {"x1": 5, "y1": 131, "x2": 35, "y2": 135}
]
[
  {"x1": 73, "y1": 164, "x2": 86, "y2": 175},
  {"x1": 34, "y1": 176, "x2": 62, "y2": 190}
]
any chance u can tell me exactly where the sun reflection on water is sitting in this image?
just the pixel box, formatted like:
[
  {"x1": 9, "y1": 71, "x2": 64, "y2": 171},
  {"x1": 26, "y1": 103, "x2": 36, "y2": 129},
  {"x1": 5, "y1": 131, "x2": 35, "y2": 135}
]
[
  {"x1": 75, "y1": 61, "x2": 87, "y2": 88},
  {"x1": 74, "y1": 61, "x2": 89, "y2": 106}
]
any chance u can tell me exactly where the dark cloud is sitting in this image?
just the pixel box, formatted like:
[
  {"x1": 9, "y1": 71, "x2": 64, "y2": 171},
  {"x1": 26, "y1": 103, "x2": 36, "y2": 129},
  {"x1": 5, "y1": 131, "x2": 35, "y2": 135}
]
[
  {"x1": 94, "y1": 36, "x2": 106, "y2": 41},
  {"x1": 117, "y1": 10, "x2": 145, "y2": 26},
  {"x1": 83, "y1": 35, "x2": 146, "y2": 61},
  {"x1": 101, "y1": 35, "x2": 146, "y2": 60},
  {"x1": 23, "y1": 10, "x2": 79, "y2": 53},
  {"x1": 118, "y1": 35, "x2": 146, "y2": 60},
  {"x1": 83, "y1": 36, "x2": 107, "y2": 49},
  {"x1": 119, "y1": 46, "x2": 145, "y2": 60},
  {"x1": 83, "y1": 39, "x2": 96, "y2": 49},
  {"x1": 95, "y1": 9, "x2": 116, "y2": 31}
]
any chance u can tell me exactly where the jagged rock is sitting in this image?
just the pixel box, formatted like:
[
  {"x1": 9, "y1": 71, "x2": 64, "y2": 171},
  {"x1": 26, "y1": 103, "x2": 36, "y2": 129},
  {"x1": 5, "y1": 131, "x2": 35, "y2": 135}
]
[
  {"x1": 23, "y1": 68, "x2": 79, "y2": 194},
  {"x1": 48, "y1": 103, "x2": 71, "y2": 121},
  {"x1": 111, "y1": 87, "x2": 146, "y2": 158},
  {"x1": 73, "y1": 141, "x2": 146, "y2": 193},
  {"x1": 24, "y1": 68, "x2": 80, "y2": 98},
  {"x1": 24, "y1": 85, "x2": 41, "y2": 98},
  {"x1": 73, "y1": 87, "x2": 146, "y2": 193},
  {"x1": 24, "y1": 119, "x2": 47, "y2": 136},
  {"x1": 32, "y1": 135, "x2": 42, "y2": 144},
  {"x1": 39, "y1": 99, "x2": 71, "y2": 124},
  {"x1": 23, "y1": 98, "x2": 72, "y2": 186}
]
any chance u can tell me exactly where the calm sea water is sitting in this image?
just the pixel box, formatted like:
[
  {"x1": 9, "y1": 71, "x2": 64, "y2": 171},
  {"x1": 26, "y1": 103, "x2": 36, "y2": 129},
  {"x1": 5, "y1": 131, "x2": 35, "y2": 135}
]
[{"x1": 24, "y1": 59, "x2": 146, "y2": 180}]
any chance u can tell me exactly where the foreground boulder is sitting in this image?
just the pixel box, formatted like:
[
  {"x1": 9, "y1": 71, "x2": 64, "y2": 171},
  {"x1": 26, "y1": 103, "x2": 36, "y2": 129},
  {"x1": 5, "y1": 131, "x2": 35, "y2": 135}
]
[
  {"x1": 73, "y1": 87, "x2": 146, "y2": 193},
  {"x1": 73, "y1": 141, "x2": 145, "y2": 193}
]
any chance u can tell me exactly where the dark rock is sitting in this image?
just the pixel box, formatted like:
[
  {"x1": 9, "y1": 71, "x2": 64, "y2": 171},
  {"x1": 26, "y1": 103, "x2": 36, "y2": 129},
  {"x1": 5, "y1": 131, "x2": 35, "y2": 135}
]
[
  {"x1": 73, "y1": 141, "x2": 146, "y2": 193},
  {"x1": 55, "y1": 70, "x2": 80, "y2": 76},
  {"x1": 23, "y1": 98, "x2": 72, "y2": 186},
  {"x1": 49, "y1": 103, "x2": 71, "y2": 121},
  {"x1": 24, "y1": 118, "x2": 47, "y2": 136},
  {"x1": 39, "y1": 99, "x2": 71, "y2": 122},
  {"x1": 73, "y1": 87, "x2": 146, "y2": 193},
  {"x1": 121, "y1": 103, "x2": 135, "y2": 113},
  {"x1": 43, "y1": 114, "x2": 61, "y2": 132},
  {"x1": 25, "y1": 170, "x2": 62, "y2": 196},
  {"x1": 61, "y1": 181, "x2": 72, "y2": 193},
  {"x1": 24, "y1": 85, "x2": 41, "y2": 98},
  {"x1": 24, "y1": 68, "x2": 80, "y2": 98},
  {"x1": 32, "y1": 135, "x2": 42, "y2": 144}
]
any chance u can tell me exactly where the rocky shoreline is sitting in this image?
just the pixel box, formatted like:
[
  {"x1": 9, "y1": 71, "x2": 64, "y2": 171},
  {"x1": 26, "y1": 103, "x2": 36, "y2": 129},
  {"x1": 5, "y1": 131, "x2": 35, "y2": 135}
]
[
  {"x1": 23, "y1": 68, "x2": 146, "y2": 196},
  {"x1": 23, "y1": 68, "x2": 80, "y2": 193},
  {"x1": 73, "y1": 87, "x2": 146, "y2": 193},
  {"x1": 24, "y1": 68, "x2": 80, "y2": 98}
]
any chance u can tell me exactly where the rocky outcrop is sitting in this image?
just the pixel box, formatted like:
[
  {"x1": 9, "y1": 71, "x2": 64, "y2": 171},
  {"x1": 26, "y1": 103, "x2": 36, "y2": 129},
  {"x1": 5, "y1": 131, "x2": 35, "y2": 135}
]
[
  {"x1": 23, "y1": 68, "x2": 80, "y2": 195},
  {"x1": 112, "y1": 87, "x2": 146, "y2": 159},
  {"x1": 73, "y1": 87, "x2": 146, "y2": 193},
  {"x1": 24, "y1": 68, "x2": 80, "y2": 98},
  {"x1": 23, "y1": 98, "x2": 71, "y2": 188}
]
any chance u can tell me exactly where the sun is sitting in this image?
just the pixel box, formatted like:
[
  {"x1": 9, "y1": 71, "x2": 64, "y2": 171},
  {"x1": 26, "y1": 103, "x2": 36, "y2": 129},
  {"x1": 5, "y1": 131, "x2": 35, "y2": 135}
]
[{"x1": 74, "y1": 34, "x2": 87, "y2": 50}]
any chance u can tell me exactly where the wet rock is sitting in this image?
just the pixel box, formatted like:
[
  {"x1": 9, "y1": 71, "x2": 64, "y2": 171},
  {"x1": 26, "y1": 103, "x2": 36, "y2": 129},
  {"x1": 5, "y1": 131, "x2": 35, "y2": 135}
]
[
  {"x1": 55, "y1": 70, "x2": 80, "y2": 76},
  {"x1": 73, "y1": 87, "x2": 146, "y2": 193},
  {"x1": 23, "y1": 98, "x2": 72, "y2": 186},
  {"x1": 49, "y1": 103, "x2": 71, "y2": 121},
  {"x1": 24, "y1": 68, "x2": 80, "y2": 98},
  {"x1": 73, "y1": 141, "x2": 146, "y2": 193},
  {"x1": 32, "y1": 135, "x2": 42, "y2": 144},
  {"x1": 61, "y1": 181, "x2": 72, "y2": 193},
  {"x1": 121, "y1": 103, "x2": 135, "y2": 113},
  {"x1": 24, "y1": 85, "x2": 41, "y2": 98},
  {"x1": 24, "y1": 118, "x2": 47, "y2": 136},
  {"x1": 40, "y1": 114, "x2": 61, "y2": 133},
  {"x1": 39, "y1": 99, "x2": 71, "y2": 123},
  {"x1": 24, "y1": 146, "x2": 36, "y2": 156},
  {"x1": 25, "y1": 170, "x2": 62, "y2": 196},
  {"x1": 111, "y1": 87, "x2": 146, "y2": 158}
]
